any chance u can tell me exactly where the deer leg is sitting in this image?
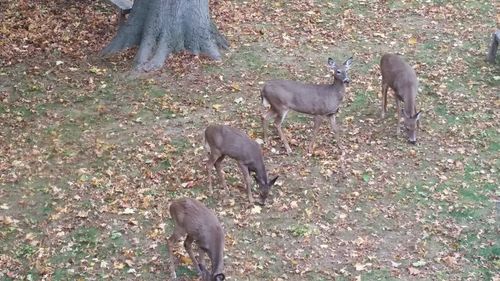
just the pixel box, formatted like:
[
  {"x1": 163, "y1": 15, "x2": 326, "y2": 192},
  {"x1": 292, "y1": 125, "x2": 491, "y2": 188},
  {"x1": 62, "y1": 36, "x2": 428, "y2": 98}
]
[
  {"x1": 381, "y1": 83, "x2": 388, "y2": 119},
  {"x1": 206, "y1": 150, "x2": 222, "y2": 194},
  {"x1": 308, "y1": 115, "x2": 323, "y2": 154},
  {"x1": 414, "y1": 105, "x2": 421, "y2": 128},
  {"x1": 184, "y1": 235, "x2": 203, "y2": 275},
  {"x1": 329, "y1": 114, "x2": 339, "y2": 134},
  {"x1": 238, "y1": 162, "x2": 253, "y2": 203},
  {"x1": 198, "y1": 248, "x2": 211, "y2": 280},
  {"x1": 329, "y1": 114, "x2": 341, "y2": 142},
  {"x1": 262, "y1": 109, "x2": 277, "y2": 144},
  {"x1": 395, "y1": 97, "x2": 401, "y2": 134},
  {"x1": 167, "y1": 227, "x2": 186, "y2": 280},
  {"x1": 214, "y1": 155, "x2": 229, "y2": 193},
  {"x1": 274, "y1": 110, "x2": 292, "y2": 154}
]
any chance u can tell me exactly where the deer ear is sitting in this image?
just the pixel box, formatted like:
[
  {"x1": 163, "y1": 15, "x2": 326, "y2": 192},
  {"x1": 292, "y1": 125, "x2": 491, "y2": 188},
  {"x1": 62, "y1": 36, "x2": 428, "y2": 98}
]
[
  {"x1": 214, "y1": 273, "x2": 225, "y2": 281},
  {"x1": 327, "y1": 58, "x2": 336, "y2": 68},
  {"x1": 414, "y1": 111, "x2": 422, "y2": 120},
  {"x1": 344, "y1": 57, "x2": 353, "y2": 69},
  {"x1": 268, "y1": 175, "x2": 279, "y2": 186}
]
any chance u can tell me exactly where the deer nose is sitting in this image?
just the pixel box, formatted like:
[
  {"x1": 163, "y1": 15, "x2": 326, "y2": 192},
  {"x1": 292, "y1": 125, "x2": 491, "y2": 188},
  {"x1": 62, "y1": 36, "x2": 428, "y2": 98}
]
[
  {"x1": 343, "y1": 78, "x2": 350, "y2": 84},
  {"x1": 409, "y1": 140, "x2": 417, "y2": 145}
]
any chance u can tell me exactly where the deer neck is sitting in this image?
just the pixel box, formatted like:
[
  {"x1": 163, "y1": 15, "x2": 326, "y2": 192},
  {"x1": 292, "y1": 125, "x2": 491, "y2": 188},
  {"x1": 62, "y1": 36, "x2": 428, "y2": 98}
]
[
  {"x1": 209, "y1": 237, "x2": 224, "y2": 277},
  {"x1": 403, "y1": 88, "x2": 417, "y2": 117},
  {"x1": 251, "y1": 160, "x2": 268, "y2": 184},
  {"x1": 331, "y1": 78, "x2": 346, "y2": 98}
]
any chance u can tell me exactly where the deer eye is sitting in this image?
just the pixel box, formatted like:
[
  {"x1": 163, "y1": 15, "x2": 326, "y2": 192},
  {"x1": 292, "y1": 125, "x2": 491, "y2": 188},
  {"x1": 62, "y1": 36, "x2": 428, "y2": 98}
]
[{"x1": 336, "y1": 70, "x2": 341, "y2": 74}]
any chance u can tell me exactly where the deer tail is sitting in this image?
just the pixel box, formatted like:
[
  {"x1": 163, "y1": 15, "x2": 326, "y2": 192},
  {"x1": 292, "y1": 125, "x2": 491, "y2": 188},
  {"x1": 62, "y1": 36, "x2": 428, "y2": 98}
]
[
  {"x1": 202, "y1": 132, "x2": 211, "y2": 154},
  {"x1": 261, "y1": 90, "x2": 270, "y2": 107}
]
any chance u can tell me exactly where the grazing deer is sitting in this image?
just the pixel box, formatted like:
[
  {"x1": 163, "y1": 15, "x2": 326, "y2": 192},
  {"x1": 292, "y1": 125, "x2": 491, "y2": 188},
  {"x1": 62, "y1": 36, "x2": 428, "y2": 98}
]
[
  {"x1": 204, "y1": 124, "x2": 279, "y2": 205},
  {"x1": 167, "y1": 198, "x2": 225, "y2": 281},
  {"x1": 261, "y1": 57, "x2": 353, "y2": 154},
  {"x1": 380, "y1": 53, "x2": 422, "y2": 144}
]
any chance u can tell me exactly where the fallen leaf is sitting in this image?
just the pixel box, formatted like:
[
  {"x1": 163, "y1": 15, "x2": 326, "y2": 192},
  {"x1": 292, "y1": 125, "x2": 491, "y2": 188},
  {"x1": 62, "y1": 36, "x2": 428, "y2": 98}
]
[
  {"x1": 180, "y1": 255, "x2": 192, "y2": 265},
  {"x1": 412, "y1": 260, "x2": 427, "y2": 267},
  {"x1": 212, "y1": 104, "x2": 222, "y2": 111},
  {"x1": 121, "y1": 208, "x2": 135, "y2": 215},
  {"x1": 250, "y1": 205, "x2": 262, "y2": 214},
  {"x1": 408, "y1": 267, "x2": 420, "y2": 275},
  {"x1": 77, "y1": 211, "x2": 89, "y2": 218}
]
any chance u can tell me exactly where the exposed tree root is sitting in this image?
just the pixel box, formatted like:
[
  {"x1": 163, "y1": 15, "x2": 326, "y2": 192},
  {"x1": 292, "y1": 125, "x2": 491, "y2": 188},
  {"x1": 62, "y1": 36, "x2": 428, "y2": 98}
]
[{"x1": 101, "y1": 0, "x2": 229, "y2": 72}]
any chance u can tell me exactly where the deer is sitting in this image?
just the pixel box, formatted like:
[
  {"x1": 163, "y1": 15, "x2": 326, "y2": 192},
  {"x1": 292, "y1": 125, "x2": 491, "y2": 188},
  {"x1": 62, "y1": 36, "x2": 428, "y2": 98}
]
[
  {"x1": 380, "y1": 53, "x2": 422, "y2": 144},
  {"x1": 486, "y1": 30, "x2": 500, "y2": 64},
  {"x1": 260, "y1": 57, "x2": 353, "y2": 154},
  {"x1": 204, "y1": 124, "x2": 279, "y2": 205},
  {"x1": 167, "y1": 198, "x2": 225, "y2": 281}
]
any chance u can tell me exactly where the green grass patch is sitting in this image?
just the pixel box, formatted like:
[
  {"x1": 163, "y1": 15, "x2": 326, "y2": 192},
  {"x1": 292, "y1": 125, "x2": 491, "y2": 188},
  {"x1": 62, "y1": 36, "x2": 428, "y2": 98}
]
[
  {"x1": 349, "y1": 90, "x2": 371, "y2": 112},
  {"x1": 170, "y1": 137, "x2": 191, "y2": 154},
  {"x1": 361, "y1": 269, "x2": 398, "y2": 281},
  {"x1": 227, "y1": 45, "x2": 267, "y2": 72},
  {"x1": 288, "y1": 112, "x2": 311, "y2": 124}
]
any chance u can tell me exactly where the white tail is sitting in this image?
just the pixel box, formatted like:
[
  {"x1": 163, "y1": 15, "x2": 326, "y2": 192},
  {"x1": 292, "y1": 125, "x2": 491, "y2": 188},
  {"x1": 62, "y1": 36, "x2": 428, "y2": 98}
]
[
  {"x1": 204, "y1": 124, "x2": 278, "y2": 205},
  {"x1": 203, "y1": 133, "x2": 211, "y2": 154},
  {"x1": 262, "y1": 96, "x2": 270, "y2": 107},
  {"x1": 380, "y1": 53, "x2": 422, "y2": 144},
  {"x1": 261, "y1": 57, "x2": 353, "y2": 154},
  {"x1": 167, "y1": 198, "x2": 225, "y2": 281}
]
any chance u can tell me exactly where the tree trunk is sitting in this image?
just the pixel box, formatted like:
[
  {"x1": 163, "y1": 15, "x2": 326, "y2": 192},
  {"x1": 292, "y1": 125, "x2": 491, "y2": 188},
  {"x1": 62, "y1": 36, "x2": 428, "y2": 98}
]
[{"x1": 101, "y1": 0, "x2": 229, "y2": 72}]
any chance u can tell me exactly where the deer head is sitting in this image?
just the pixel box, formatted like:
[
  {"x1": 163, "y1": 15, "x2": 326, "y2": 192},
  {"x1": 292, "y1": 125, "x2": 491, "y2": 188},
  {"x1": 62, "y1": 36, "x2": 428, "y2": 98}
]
[
  {"x1": 254, "y1": 175, "x2": 279, "y2": 205},
  {"x1": 402, "y1": 110, "x2": 422, "y2": 144},
  {"x1": 328, "y1": 57, "x2": 353, "y2": 85}
]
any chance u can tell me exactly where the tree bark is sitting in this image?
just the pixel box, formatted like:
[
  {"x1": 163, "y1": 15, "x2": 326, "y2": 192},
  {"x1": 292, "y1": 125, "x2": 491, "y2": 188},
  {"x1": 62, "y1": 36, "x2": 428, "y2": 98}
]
[{"x1": 102, "y1": 0, "x2": 229, "y2": 72}]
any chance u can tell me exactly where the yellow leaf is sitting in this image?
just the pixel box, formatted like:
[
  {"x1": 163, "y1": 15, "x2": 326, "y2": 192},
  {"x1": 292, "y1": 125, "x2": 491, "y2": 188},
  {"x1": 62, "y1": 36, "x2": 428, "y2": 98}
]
[
  {"x1": 408, "y1": 37, "x2": 417, "y2": 45},
  {"x1": 212, "y1": 104, "x2": 222, "y2": 111},
  {"x1": 180, "y1": 255, "x2": 192, "y2": 265},
  {"x1": 231, "y1": 83, "x2": 241, "y2": 91},
  {"x1": 114, "y1": 262, "x2": 125, "y2": 269}
]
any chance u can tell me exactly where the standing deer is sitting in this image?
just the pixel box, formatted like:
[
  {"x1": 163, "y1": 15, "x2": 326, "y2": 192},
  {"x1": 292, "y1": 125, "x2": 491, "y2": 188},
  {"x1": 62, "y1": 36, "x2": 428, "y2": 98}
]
[
  {"x1": 204, "y1": 124, "x2": 278, "y2": 205},
  {"x1": 167, "y1": 198, "x2": 225, "y2": 281},
  {"x1": 380, "y1": 53, "x2": 422, "y2": 144},
  {"x1": 261, "y1": 57, "x2": 353, "y2": 154}
]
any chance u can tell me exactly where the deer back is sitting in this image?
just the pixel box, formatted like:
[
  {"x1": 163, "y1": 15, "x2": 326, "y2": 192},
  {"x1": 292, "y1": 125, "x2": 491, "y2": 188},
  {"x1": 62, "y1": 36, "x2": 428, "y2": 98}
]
[
  {"x1": 170, "y1": 198, "x2": 224, "y2": 276},
  {"x1": 205, "y1": 125, "x2": 265, "y2": 172},
  {"x1": 380, "y1": 54, "x2": 418, "y2": 105},
  {"x1": 262, "y1": 80, "x2": 343, "y2": 115},
  {"x1": 381, "y1": 53, "x2": 421, "y2": 143},
  {"x1": 262, "y1": 57, "x2": 352, "y2": 116}
]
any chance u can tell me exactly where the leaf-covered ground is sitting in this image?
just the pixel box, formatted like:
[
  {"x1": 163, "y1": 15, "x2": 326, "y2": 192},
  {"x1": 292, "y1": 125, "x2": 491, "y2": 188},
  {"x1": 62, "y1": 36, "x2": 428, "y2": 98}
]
[{"x1": 1, "y1": 0, "x2": 499, "y2": 280}]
